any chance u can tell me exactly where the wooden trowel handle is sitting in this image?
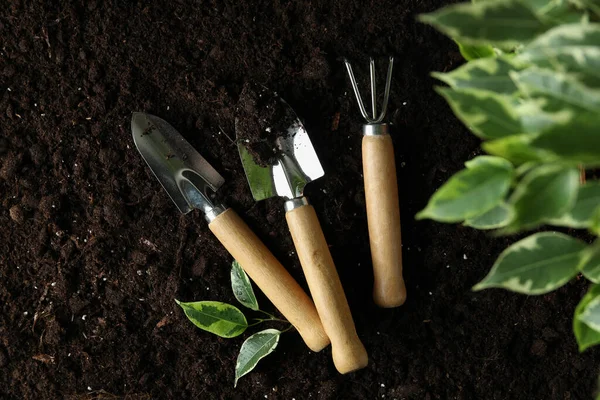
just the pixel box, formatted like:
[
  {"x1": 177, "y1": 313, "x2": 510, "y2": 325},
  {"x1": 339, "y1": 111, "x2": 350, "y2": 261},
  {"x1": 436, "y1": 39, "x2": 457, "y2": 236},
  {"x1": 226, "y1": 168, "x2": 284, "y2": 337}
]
[
  {"x1": 362, "y1": 134, "x2": 406, "y2": 308},
  {"x1": 209, "y1": 208, "x2": 330, "y2": 352},
  {"x1": 286, "y1": 203, "x2": 368, "y2": 374}
]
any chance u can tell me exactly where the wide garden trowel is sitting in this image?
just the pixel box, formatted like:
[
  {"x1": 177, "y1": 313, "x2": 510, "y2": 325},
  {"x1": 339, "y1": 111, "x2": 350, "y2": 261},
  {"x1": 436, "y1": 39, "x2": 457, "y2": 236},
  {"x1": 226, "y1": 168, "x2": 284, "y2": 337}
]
[
  {"x1": 131, "y1": 112, "x2": 329, "y2": 352},
  {"x1": 237, "y1": 99, "x2": 368, "y2": 374}
]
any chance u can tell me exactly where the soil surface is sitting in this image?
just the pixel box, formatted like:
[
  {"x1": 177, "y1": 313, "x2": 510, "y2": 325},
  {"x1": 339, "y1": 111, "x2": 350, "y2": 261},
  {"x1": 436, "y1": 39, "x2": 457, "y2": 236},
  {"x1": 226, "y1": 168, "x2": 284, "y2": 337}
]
[
  {"x1": 1, "y1": 1, "x2": 599, "y2": 399},
  {"x1": 235, "y1": 82, "x2": 292, "y2": 167}
]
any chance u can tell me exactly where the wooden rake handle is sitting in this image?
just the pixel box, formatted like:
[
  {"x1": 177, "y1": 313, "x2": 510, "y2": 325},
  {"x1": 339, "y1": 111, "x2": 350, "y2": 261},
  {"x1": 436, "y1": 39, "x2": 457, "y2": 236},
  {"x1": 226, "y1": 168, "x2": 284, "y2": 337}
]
[
  {"x1": 286, "y1": 203, "x2": 368, "y2": 374},
  {"x1": 362, "y1": 134, "x2": 406, "y2": 308},
  {"x1": 209, "y1": 208, "x2": 330, "y2": 352}
]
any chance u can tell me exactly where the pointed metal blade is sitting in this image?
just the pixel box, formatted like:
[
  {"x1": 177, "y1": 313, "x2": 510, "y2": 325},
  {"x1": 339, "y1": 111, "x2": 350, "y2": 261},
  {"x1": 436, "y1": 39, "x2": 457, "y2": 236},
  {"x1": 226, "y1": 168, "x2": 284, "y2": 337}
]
[
  {"x1": 237, "y1": 99, "x2": 324, "y2": 201},
  {"x1": 131, "y1": 112, "x2": 225, "y2": 214}
]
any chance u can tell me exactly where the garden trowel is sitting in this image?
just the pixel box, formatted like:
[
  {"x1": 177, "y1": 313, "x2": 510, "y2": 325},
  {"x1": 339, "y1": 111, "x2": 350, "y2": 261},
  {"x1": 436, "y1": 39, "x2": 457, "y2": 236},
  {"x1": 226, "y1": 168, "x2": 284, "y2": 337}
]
[
  {"x1": 131, "y1": 112, "x2": 329, "y2": 352},
  {"x1": 237, "y1": 99, "x2": 368, "y2": 374}
]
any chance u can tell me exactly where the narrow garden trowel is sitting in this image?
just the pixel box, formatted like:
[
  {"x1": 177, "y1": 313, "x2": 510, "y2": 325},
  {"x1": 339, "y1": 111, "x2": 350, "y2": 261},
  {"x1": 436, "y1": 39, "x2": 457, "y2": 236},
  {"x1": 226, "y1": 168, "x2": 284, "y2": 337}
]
[
  {"x1": 237, "y1": 99, "x2": 368, "y2": 374},
  {"x1": 131, "y1": 112, "x2": 330, "y2": 352}
]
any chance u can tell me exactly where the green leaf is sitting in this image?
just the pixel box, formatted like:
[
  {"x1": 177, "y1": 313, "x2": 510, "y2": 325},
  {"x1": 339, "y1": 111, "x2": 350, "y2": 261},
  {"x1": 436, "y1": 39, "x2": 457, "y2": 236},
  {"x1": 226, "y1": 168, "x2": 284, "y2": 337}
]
[
  {"x1": 550, "y1": 182, "x2": 600, "y2": 228},
  {"x1": 514, "y1": 98, "x2": 574, "y2": 133},
  {"x1": 432, "y1": 57, "x2": 520, "y2": 94},
  {"x1": 473, "y1": 232, "x2": 587, "y2": 294},
  {"x1": 436, "y1": 88, "x2": 523, "y2": 139},
  {"x1": 590, "y1": 206, "x2": 600, "y2": 236},
  {"x1": 234, "y1": 329, "x2": 281, "y2": 387},
  {"x1": 570, "y1": 0, "x2": 600, "y2": 16},
  {"x1": 465, "y1": 203, "x2": 514, "y2": 229},
  {"x1": 511, "y1": 68, "x2": 600, "y2": 113},
  {"x1": 582, "y1": 245, "x2": 600, "y2": 283},
  {"x1": 579, "y1": 289, "x2": 600, "y2": 334},
  {"x1": 518, "y1": 24, "x2": 600, "y2": 86},
  {"x1": 231, "y1": 261, "x2": 259, "y2": 311},
  {"x1": 418, "y1": 0, "x2": 551, "y2": 47},
  {"x1": 417, "y1": 156, "x2": 513, "y2": 222},
  {"x1": 457, "y1": 41, "x2": 496, "y2": 61},
  {"x1": 515, "y1": 161, "x2": 540, "y2": 177},
  {"x1": 175, "y1": 300, "x2": 248, "y2": 338},
  {"x1": 531, "y1": 0, "x2": 587, "y2": 24},
  {"x1": 530, "y1": 115, "x2": 600, "y2": 166},
  {"x1": 574, "y1": 284, "x2": 600, "y2": 352},
  {"x1": 507, "y1": 165, "x2": 579, "y2": 230},
  {"x1": 483, "y1": 134, "x2": 555, "y2": 165}
]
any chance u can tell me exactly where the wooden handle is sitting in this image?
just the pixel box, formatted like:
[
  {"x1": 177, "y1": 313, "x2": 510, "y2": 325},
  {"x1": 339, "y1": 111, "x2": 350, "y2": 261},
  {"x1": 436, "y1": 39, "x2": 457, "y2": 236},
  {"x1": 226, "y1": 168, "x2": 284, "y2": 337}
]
[
  {"x1": 209, "y1": 208, "x2": 330, "y2": 352},
  {"x1": 286, "y1": 204, "x2": 368, "y2": 373},
  {"x1": 363, "y1": 134, "x2": 406, "y2": 308}
]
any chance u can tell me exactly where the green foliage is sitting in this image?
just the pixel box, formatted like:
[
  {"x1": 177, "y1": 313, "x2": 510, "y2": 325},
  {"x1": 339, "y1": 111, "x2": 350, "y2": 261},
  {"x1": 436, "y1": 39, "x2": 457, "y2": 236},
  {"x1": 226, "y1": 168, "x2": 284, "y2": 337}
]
[
  {"x1": 175, "y1": 300, "x2": 248, "y2": 338},
  {"x1": 417, "y1": 156, "x2": 514, "y2": 222},
  {"x1": 464, "y1": 203, "x2": 513, "y2": 229},
  {"x1": 506, "y1": 165, "x2": 579, "y2": 231},
  {"x1": 235, "y1": 329, "x2": 282, "y2": 387},
  {"x1": 435, "y1": 88, "x2": 523, "y2": 139},
  {"x1": 550, "y1": 182, "x2": 600, "y2": 228},
  {"x1": 419, "y1": 0, "x2": 551, "y2": 47},
  {"x1": 419, "y1": 0, "x2": 600, "y2": 376},
  {"x1": 517, "y1": 24, "x2": 600, "y2": 86},
  {"x1": 431, "y1": 58, "x2": 520, "y2": 94},
  {"x1": 582, "y1": 246, "x2": 600, "y2": 282},
  {"x1": 176, "y1": 260, "x2": 291, "y2": 386},
  {"x1": 574, "y1": 284, "x2": 600, "y2": 351},
  {"x1": 473, "y1": 232, "x2": 587, "y2": 294},
  {"x1": 231, "y1": 261, "x2": 259, "y2": 310},
  {"x1": 457, "y1": 42, "x2": 496, "y2": 61}
]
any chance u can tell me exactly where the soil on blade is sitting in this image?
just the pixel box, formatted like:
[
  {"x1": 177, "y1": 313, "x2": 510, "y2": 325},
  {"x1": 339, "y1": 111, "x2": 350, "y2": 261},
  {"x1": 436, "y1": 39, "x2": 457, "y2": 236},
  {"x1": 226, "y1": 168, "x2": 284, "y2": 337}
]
[
  {"x1": 235, "y1": 83, "x2": 294, "y2": 167},
  {"x1": 1, "y1": 1, "x2": 598, "y2": 399}
]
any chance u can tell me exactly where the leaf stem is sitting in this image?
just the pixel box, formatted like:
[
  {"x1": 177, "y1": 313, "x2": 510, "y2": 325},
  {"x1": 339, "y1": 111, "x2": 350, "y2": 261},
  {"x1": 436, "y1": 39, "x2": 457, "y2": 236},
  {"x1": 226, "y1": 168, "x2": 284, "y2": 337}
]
[
  {"x1": 257, "y1": 309, "x2": 276, "y2": 319},
  {"x1": 249, "y1": 316, "x2": 288, "y2": 327}
]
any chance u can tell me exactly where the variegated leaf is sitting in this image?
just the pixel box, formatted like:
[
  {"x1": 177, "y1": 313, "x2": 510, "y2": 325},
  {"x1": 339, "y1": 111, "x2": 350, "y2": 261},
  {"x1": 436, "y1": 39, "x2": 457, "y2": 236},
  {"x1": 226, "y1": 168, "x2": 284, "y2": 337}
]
[
  {"x1": 456, "y1": 41, "x2": 496, "y2": 61},
  {"x1": 511, "y1": 68, "x2": 600, "y2": 113},
  {"x1": 550, "y1": 182, "x2": 600, "y2": 228},
  {"x1": 506, "y1": 165, "x2": 579, "y2": 231},
  {"x1": 231, "y1": 261, "x2": 259, "y2": 311},
  {"x1": 518, "y1": 24, "x2": 600, "y2": 86},
  {"x1": 579, "y1": 290, "x2": 600, "y2": 333},
  {"x1": 531, "y1": 115, "x2": 600, "y2": 167},
  {"x1": 569, "y1": 0, "x2": 600, "y2": 18},
  {"x1": 483, "y1": 134, "x2": 555, "y2": 165},
  {"x1": 419, "y1": 0, "x2": 552, "y2": 47},
  {"x1": 175, "y1": 300, "x2": 248, "y2": 338},
  {"x1": 574, "y1": 284, "x2": 600, "y2": 352},
  {"x1": 514, "y1": 98, "x2": 574, "y2": 133},
  {"x1": 582, "y1": 245, "x2": 600, "y2": 283},
  {"x1": 432, "y1": 57, "x2": 519, "y2": 94},
  {"x1": 465, "y1": 203, "x2": 514, "y2": 229},
  {"x1": 473, "y1": 232, "x2": 587, "y2": 294},
  {"x1": 531, "y1": 0, "x2": 587, "y2": 24},
  {"x1": 417, "y1": 156, "x2": 513, "y2": 222},
  {"x1": 436, "y1": 88, "x2": 523, "y2": 139},
  {"x1": 234, "y1": 329, "x2": 281, "y2": 387}
]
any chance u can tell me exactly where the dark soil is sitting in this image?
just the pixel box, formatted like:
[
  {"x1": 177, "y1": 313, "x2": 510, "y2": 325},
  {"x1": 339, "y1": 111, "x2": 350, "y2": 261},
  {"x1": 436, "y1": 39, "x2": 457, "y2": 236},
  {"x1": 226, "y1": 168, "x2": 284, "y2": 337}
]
[
  {"x1": 1, "y1": 1, "x2": 598, "y2": 399},
  {"x1": 235, "y1": 82, "x2": 292, "y2": 166}
]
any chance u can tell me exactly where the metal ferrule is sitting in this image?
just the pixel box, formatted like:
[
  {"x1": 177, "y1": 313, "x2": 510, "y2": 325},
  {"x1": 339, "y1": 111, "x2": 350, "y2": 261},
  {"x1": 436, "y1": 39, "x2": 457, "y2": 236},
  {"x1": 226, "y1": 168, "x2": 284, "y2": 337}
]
[
  {"x1": 205, "y1": 204, "x2": 227, "y2": 223},
  {"x1": 284, "y1": 196, "x2": 309, "y2": 212},
  {"x1": 363, "y1": 123, "x2": 389, "y2": 136}
]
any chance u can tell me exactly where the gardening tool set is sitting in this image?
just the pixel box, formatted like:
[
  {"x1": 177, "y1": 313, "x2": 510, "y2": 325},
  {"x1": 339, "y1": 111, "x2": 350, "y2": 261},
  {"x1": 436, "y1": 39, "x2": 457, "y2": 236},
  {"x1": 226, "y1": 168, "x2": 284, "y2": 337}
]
[{"x1": 131, "y1": 56, "x2": 403, "y2": 374}]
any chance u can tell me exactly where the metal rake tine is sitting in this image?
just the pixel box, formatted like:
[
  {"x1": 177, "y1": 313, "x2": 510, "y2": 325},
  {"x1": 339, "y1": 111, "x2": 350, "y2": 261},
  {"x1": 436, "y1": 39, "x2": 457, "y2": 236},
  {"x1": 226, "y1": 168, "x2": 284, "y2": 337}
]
[
  {"x1": 344, "y1": 59, "x2": 371, "y2": 122},
  {"x1": 370, "y1": 58, "x2": 377, "y2": 120},
  {"x1": 344, "y1": 56, "x2": 395, "y2": 124}
]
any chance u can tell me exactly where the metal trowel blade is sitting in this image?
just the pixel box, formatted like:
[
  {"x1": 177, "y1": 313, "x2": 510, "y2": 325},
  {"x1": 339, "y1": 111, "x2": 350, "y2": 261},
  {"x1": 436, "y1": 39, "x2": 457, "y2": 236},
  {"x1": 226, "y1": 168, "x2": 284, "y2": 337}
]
[
  {"x1": 237, "y1": 98, "x2": 324, "y2": 201},
  {"x1": 131, "y1": 112, "x2": 225, "y2": 214}
]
